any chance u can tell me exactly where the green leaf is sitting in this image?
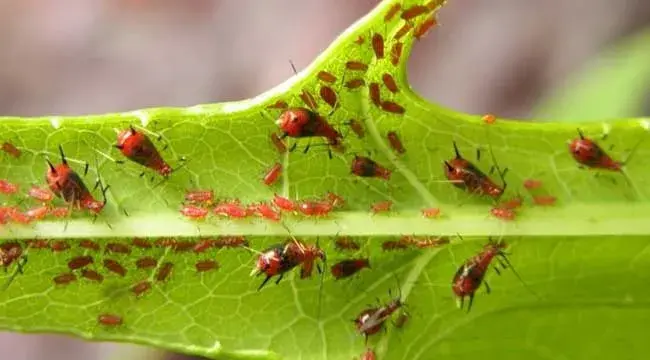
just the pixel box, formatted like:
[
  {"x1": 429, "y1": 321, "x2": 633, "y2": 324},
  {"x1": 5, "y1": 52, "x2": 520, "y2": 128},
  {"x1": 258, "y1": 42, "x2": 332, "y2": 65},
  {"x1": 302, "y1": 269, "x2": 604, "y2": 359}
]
[
  {"x1": 533, "y1": 27, "x2": 650, "y2": 121},
  {"x1": 0, "y1": 1, "x2": 649, "y2": 360}
]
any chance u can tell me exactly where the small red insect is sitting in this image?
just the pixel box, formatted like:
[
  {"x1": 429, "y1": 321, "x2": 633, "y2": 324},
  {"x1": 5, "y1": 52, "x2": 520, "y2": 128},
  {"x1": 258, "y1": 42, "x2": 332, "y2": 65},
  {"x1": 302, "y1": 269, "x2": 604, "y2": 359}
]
[
  {"x1": 98, "y1": 313, "x2": 123, "y2": 327},
  {"x1": 185, "y1": 189, "x2": 214, "y2": 205},
  {"x1": 0, "y1": 242, "x2": 24, "y2": 273},
  {"x1": 53, "y1": 272, "x2": 76, "y2": 285},
  {"x1": 192, "y1": 239, "x2": 213, "y2": 253},
  {"x1": 172, "y1": 240, "x2": 195, "y2": 253},
  {"x1": 80, "y1": 269, "x2": 104, "y2": 283},
  {"x1": 500, "y1": 196, "x2": 523, "y2": 210},
  {"x1": 195, "y1": 260, "x2": 219, "y2": 273},
  {"x1": 382, "y1": 73, "x2": 398, "y2": 93},
  {"x1": 387, "y1": 131, "x2": 405, "y2": 154},
  {"x1": 25, "y1": 205, "x2": 49, "y2": 220},
  {"x1": 156, "y1": 262, "x2": 173, "y2": 282},
  {"x1": 385, "y1": 3, "x2": 401, "y2": 22},
  {"x1": 213, "y1": 200, "x2": 248, "y2": 219},
  {"x1": 523, "y1": 178, "x2": 542, "y2": 190},
  {"x1": 270, "y1": 133, "x2": 287, "y2": 154},
  {"x1": 298, "y1": 200, "x2": 334, "y2": 217},
  {"x1": 0, "y1": 179, "x2": 19, "y2": 195},
  {"x1": 421, "y1": 208, "x2": 441, "y2": 218},
  {"x1": 250, "y1": 202, "x2": 281, "y2": 222},
  {"x1": 345, "y1": 61, "x2": 369, "y2": 71},
  {"x1": 46, "y1": 146, "x2": 107, "y2": 215},
  {"x1": 533, "y1": 195, "x2": 557, "y2": 206},
  {"x1": 369, "y1": 83, "x2": 381, "y2": 106},
  {"x1": 390, "y1": 42, "x2": 403, "y2": 66},
  {"x1": 50, "y1": 240, "x2": 70, "y2": 252},
  {"x1": 1, "y1": 141, "x2": 20, "y2": 158},
  {"x1": 351, "y1": 156, "x2": 392, "y2": 180},
  {"x1": 272, "y1": 194, "x2": 298, "y2": 212},
  {"x1": 131, "y1": 280, "x2": 152, "y2": 297},
  {"x1": 380, "y1": 101, "x2": 405, "y2": 114},
  {"x1": 132, "y1": 238, "x2": 152, "y2": 249},
  {"x1": 285, "y1": 239, "x2": 327, "y2": 279},
  {"x1": 317, "y1": 71, "x2": 337, "y2": 84},
  {"x1": 360, "y1": 348, "x2": 377, "y2": 360},
  {"x1": 67, "y1": 255, "x2": 94, "y2": 270},
  {"x1": 355, "y1": 288, "x2": 403, "y2": 343},
  {"x1": 105, "y1": 243, "x2": 131, "y2": 255},
  {"x1": 371, "y1": 200, "x2": 393, "y2": 214},
  {"x1": 482, "y1": 113, "x2": 496, "y2": 124},
  {"x1": 414, "y1": 16, "x2": 437, "y2": 39},
  {"x1": 104, "y1": 259, "x2": 127, "y2": 277},
  {"x1": 79, "y1": 239, "x2": 100, "y2": 251},
  {"x1": 26, "y1": 239, "x2": 49, "y2": 249},
  {"x1": 444, "y1": 141, "x2": 506, "y2": 199},
  {"x1": 180, "y1": 205, "x2": 209, "y2": 220},
  {"x1": 267, "y1": 100, "x2": 288, "y2": 109},
  {"x1": 263, "y1": 163, "x2": 282, "y2": 186},
  {"x1": 28, "y1": 185, "x2": 54, "y2": 203},
  {"x1": 401, "y1": 5, "x2": 429, "y2": 20},
  {"x1": 490, "y1": 207, "x2": 516, "y2": 221},
  {"x1": 251, "y1": 243, "x2": 301, "y2": 291},
  {"x1": 275, "y1": 108, "x2": 343, "y2": 149},
  {"x1": 346, "y1": 119, "x2": 365, "y2": 139},
  {"x1": 394, "y1": 23, "x2": 413, "y2": 41},
  {"x1": 371, "y1": 33, "x2": 384, "y2": 59},
  {"x1": 48, "y1": 207, "x2": 70, "y2": 218},
  {"x1": 345, "y1": 79, "x2": 366, "y2": 89},
  {"x1": 115, "y1": 125, "x2": 172, "y2": 176},
  {"x1": 335, "y1": 236, "x2": 360, "y2": 251},
  {"x1": 330, "y1": 258, "x2": 370, "y2": 279},
  {"x1": 135, "y1": 256, "x2": 158, "y2": 269},
  {"x1": 568, "y1": 129, "x2": 621, "y2": 171},
  {"x1": 319, "y1": 86, "x2": 338, "y2": 108}
]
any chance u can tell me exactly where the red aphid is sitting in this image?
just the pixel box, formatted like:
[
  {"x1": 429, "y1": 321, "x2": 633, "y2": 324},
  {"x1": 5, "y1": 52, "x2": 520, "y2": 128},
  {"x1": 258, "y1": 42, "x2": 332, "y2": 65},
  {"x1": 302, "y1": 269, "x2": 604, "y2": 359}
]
[
  {"x1": 251, "y1": 202, "x2": 281, "y2": 222},
  {"x1": 156, "y1": 262, "x2": 173, "y2": 282},
  {"x1": 0, "y1": 242, "x2": 23, "y2": 270},
  {"x1": 360, "y1": 348, "x2": 377, "y2": 360},
  {"x1": 371, "y1": 200, "x2": 393, "y2": 214},
  {"x1": 382, "y1": 73, "x2": 398, "y2": 93},
  {"x1": 184, "y1": 189, "x2": 214, "y2": 205},
  {"x1": 98, "y1": 314, "x2": 123, "y2": 327},
  {"x1": 482, "y1": 113, "x2": 496, "y2": 124},
  {"x1": 275, "y1": 108, "x2": 343, "y2": 148},
  {"x1": 104, "y1": 259, "x2": 127, "y2": 277},
  {"x1": 49, "y1": 207, "x2": 70, "y2": 218},
  {"x1": 319, "y1": 86, "x2": 338, "y2": 108},
  {"x1": 346, "y1": 119, "x2": 365, "y2": 138},
  {"x1": 568, "y1": 129, "x2": 621, "y2": 171},
  {"x1": 105, "y1": 243, "x2": 131, "y2": 255},
  {"x1": 80, "y1": 269, "x2": 104, "y2": 283},
  {"x1": 25, "y1": 205, "x2": 48, "y2": 220},
  {"x1": 272, "y1": 193, "x2": 298, "y2": 212},
  {"x1": 45, "y1": 145, "x2": 106, "y2": 214},
  {"x1": 345, "y1": 79, "x2": 365, "y2": 89},
  {"x1": 213, "y1": 201, "x2": 248, "y2": 219},
  {"x1": 285, "y1": 239, "x2": 326, "y2": 279},
  {"x1": 67, "y1": 255, "x2": 94, "y2": 270},
  {"x1": 533, "y1": 195, "x2": 557, "y2": 206},
  {"x1": 384, "y1": 3, "x2": 401, "y2": 22},
  {"x1": 351, "y1": 156, "x2": 391, "y2": 180},
  {"x1": 345, "y1": 61, "x2": 369, "y2": 71},
  {"x1": 380, "y1": 101, "x2": 405, "y2": 114},
  {"x1": 330, "y1": 258, "x2": 370, "y2": 279},
  {"x1": 444, "y1": 141, "x2": 505, "y2": 199},
  {"x1": 135, "y1": 256, "x2": 157, "y2": 269},
  {"x1": 26, "y1": 239, "x2": 49, "y2": 249},
  {"x1": 131, "y1": 280, "x2": 152, "y2": 297},
  {"x1": 270, "y1": 133, "x2": 287, "y2": 154},
  {"x1": 414, "y1": 16, "x2": 437, "y2": 39},
  {"x1": 334, "y1": 236, "x2": 360, "y2": 251},
  {"x1": 213, "y1": 236, "x2": 249, "y2": 248},
  {"x1": 180, "y1": 204, "x2": 209, "y2": 220},
  {"x1": 131, "y1": 238, "x2": 152, "y2": 249},
  {"x1": 298, "y1": 200, "x2": 333, "y2": 217},
  {"x1": 172, "y1": 240, "x2": 195, "y2": 253},
  {"x1": 115, "y1": 125, "x2": 172, "y2": 176},
  {"x1": 6, "y1": 208, "x2": 31, "y2": 224},
  {"x1": 1, "y1": 141, "x2": 21, "y2": 158},
  {"x1": 394, "y1": 23, "x2": 412, "y2": 41},
  {"x1": 53, "y1": 272, "x2": 76, "y2": 285},
  {"x1": 523, "y1": 178, "x2": 542, "y2": 190},
  {"x1": 371, "y1": 33, "x2": 384, "y2": 59},
  {"x1": 387, "y1": 131, "x2": 405, "y2": 154},
  {"x1": 251, "y1": 243, "x2": 300, "y2": 291},
  {"x1": 79, "y1": 239, "x2": 100, "y2": 251},
  {"x1": 369, "y1": 83, "x2": 381, "y2": 106},
  {"x1": 390, "y1": 42, "x2": 403, "y2": 66},
  {"x1": 401, "y1": 5, "x2": 429, "y2": 20},
  {"x1": 421, "y1": 207, "x2": 441, "y2": 218},
  {"x1": 490, "y1": 207, "x2": 516, "y2": 221},
  {"x1": 192, "y1": 239, "x2": 213, "y2": 253},
  {"x1": 317, "y1": 71, "x2": 337, "y2": 84},
  {"x1": 267, "y1": 100, "x2": 288, "y2": 110},
  {"x1": 195, "y1": 260, "x2": 219, "y2": 273},
  {"x1": 28, "y1": 185, "x2": 54, "y2": 203},
  {"x1": 0, "y1": 179, "x2": 19, "y2": 195},
  {"x1": 50, "y1": 240, "x2": 70, "y2": 252},
  {"x1": 452, "y1": 239, "x2": 509, "y2": 311},
  {"x1": 263, "y1": 163, "x2": 282, "y2": 186},
  {"x1": 500, "y1": 196, "x2": 523, "y2": 210}
]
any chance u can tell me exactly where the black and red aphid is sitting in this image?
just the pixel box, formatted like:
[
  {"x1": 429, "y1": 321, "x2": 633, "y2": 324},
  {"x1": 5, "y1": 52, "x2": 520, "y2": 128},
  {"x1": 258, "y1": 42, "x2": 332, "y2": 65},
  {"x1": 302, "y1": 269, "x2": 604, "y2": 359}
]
[
  {"x1": 45, "y1": 145, "x2": 108, "y2": 215},
  {"x1": 351, "y1": 156, "x2": 392, "y2": 180},
  {"x1": 115, "y1": 125, "x2": 173, "y2": 177},
  {"x1": 444, "y1": 141, "x2": 507, "y2": 199},
  {"x1": 387, "y1": 131, "x2": 405, "y2": 154},
  {"x1": 331, "y1": 258, "x2": 370, "y2": 279},
  {"x1": 354, "y1": 286, "x2": 404, "y2": 343},
  {"x1": 250, "y1": 243, "x2": 300, "y2": 291},
  {"x1": 568, "y1": 129, "x2": 622, "y2": 171}
]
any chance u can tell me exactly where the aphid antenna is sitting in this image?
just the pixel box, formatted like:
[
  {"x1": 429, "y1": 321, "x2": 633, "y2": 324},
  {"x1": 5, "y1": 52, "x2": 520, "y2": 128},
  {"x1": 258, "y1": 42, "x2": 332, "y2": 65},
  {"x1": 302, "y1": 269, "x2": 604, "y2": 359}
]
[
  {"x1": 280, "y1": 222, "x2": 307, "y2": 254},
  {"x1": 132, "y1": 124, "x2": 165, "y2": 142},
  {"x1": 621, "y1": 136, "x2": 645, "y2": 167},
  {"x1": 150, "y1": 157, "x2": 191, "y2": 191},
  {"x1": 576, "y1": 128, "x2": 586, "y2": 140},
  {"x1": 1, "y1": 256, "x2": 27, "y2": 292},
  {"x1": 482, "y1": 133, "x2": 508, "y2": 196}
]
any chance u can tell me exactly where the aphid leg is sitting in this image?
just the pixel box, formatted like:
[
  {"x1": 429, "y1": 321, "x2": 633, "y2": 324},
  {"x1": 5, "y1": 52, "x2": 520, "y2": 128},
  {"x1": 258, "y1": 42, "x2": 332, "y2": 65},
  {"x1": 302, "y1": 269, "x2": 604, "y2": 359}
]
[
  {"x1": 492, "y1": 266, "x2": 502, "y2": 275},
  {"x1": 132, "y1": 124, "x2": 164, "y2": 142},
  {"x1": 466, "y1": 294, "x2": 474, "y2": 313},
  {"x1": 257, "y1": 276, "x2": 272, "y2": 291},
  {"x1": 274, "y1": 273, "x2": 285, "y2": 285},
  {"x1": 483, "y1": 280, "x2": 491, "y2": 294}
]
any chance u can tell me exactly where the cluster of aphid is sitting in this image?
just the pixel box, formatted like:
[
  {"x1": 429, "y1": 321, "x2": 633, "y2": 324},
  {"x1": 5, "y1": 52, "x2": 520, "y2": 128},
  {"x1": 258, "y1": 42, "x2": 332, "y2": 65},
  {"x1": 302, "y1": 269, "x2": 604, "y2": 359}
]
[{"x1": 0, "y1": 2, "x2": 642, "y2": 359}]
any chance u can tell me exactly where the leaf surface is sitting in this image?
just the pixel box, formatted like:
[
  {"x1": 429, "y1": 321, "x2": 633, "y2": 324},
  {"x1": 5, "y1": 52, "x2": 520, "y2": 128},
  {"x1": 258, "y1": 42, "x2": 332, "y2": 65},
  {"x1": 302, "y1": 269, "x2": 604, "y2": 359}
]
[{"x1": 0, "y1": 1, "x2": 649, "y2": 360}]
